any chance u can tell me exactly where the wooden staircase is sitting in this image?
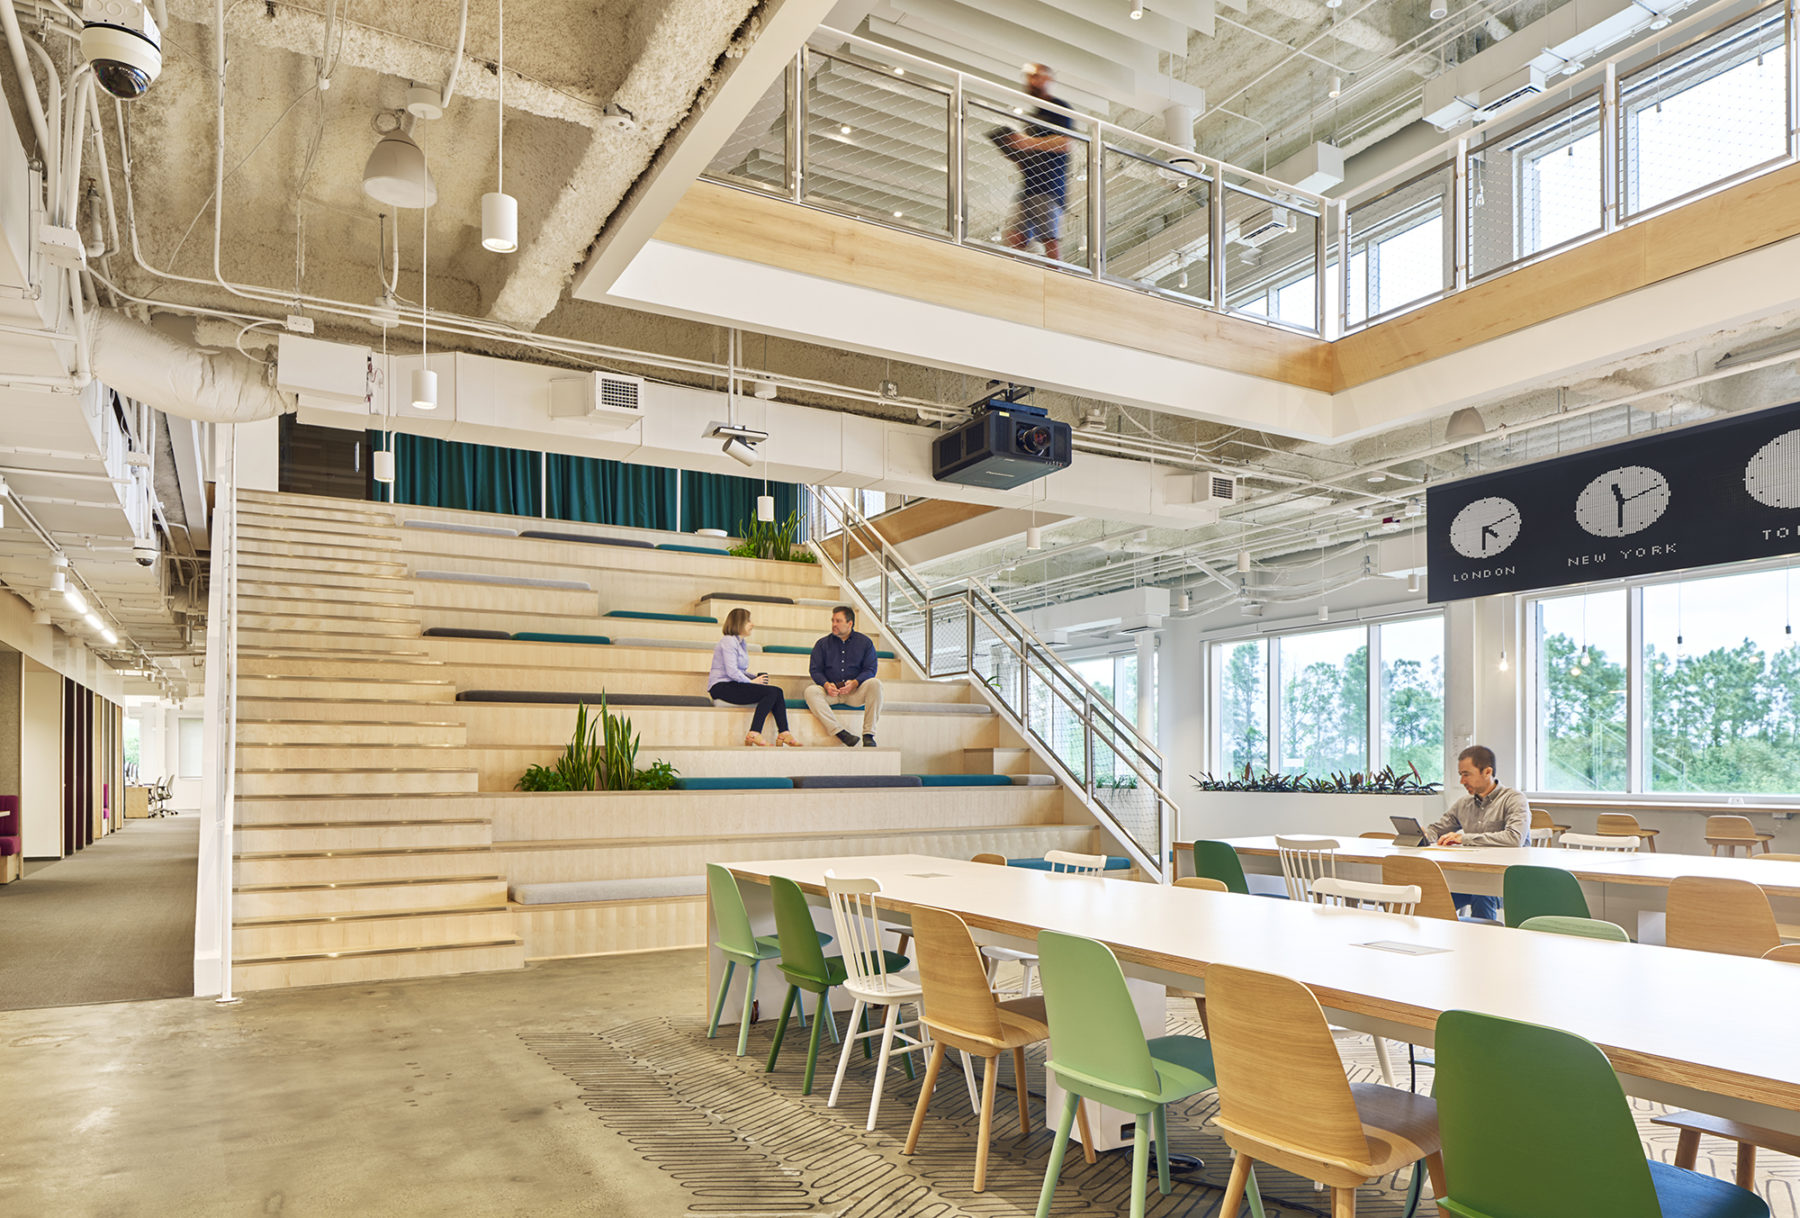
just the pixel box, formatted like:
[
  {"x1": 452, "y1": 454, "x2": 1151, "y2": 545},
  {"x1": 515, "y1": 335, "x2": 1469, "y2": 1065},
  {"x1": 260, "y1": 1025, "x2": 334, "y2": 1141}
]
[{"x1": 225, "y1": 490, "x2": 1091, "y2": 992}]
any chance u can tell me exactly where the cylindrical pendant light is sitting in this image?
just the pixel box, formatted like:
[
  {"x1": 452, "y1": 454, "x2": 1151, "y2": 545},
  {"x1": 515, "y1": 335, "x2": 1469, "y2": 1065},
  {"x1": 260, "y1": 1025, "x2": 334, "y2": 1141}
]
[
  {"x1": 1236, "y1": 549, "x2": 1252, "y2": 573},
  {"x1": 1407, "y1": 571, "x2": 1421, "y2": 593},
  {"x1": 756, "y1": 494, "x2": 775, "y2": 523},
  {"x1": 412, "y1": 367, "x2": 438, "y2": 410},
  {"x1": 373, "y1": 448, "x2": 396, "y2": 484},
  {"x1": 1026, "y1": 525, "x2": 1043, "y2": 551},
  {"x1": 481, "y1": 0, "x2": 518, "y2": 252}
]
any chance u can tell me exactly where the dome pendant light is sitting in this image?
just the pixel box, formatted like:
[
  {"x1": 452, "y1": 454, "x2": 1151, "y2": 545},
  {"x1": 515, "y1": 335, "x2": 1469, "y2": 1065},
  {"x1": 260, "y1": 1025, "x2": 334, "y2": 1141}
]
[
  {"x1": 362, "y1": 124, "x2": 438, "y2": 208},
  {"x1": 481, "y1": 0, "x2": 518, "y2": 253}
]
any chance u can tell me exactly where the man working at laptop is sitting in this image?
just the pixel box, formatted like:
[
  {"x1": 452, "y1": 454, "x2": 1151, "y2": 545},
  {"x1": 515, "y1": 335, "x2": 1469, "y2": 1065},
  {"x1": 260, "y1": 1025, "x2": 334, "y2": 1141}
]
[{"x1": 1425, "y1": 745, "x2": 1529, "y2": 921}]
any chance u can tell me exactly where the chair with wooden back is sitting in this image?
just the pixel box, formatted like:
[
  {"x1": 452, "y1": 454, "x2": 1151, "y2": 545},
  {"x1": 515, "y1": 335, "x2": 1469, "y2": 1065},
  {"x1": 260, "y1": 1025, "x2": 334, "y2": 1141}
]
[
  {"x1": 1753, "y1": 853, "x2": 1800, "y2": 862},
  {"x1": 1434, "y1": 1009, "x2": 1768, "y2": 1218},
  {"x1": 1275, "y1": 836, "x2": 1340, "y2": 903},
  {"x1": 1359, "y1": 831, "x2": 1397, "y2": 841},
  {"x1": 971, "y1": 852, "x2": 1007, "y2": 866},
  {"x1": 902, "y1": 906, "x2": 1094, "y2": 1191},
  {"x1": 1595, "y1": 811, "x2": 1659, "y2": 851},
  {"x1": 1208, "y1": 964, "x2": 1443, "y2": 1218},
  {"x1": 823, "y1": 876, "x2": 927, "y2": 1129},
  {"x1": 1311, "y1": 877, "x2": 1422, "y2": 915},
  {"x1": 1502, "y1": 865, "x2": 1591, "y2": 928},
  {"x1": 1191, "y1": 839, "x2": 1255, "y2": 894},
  {"x1": 1380, "y1": 855, "x2": 1462, "y2": 922},
  {"x1": 1666, "y1": 876, "x2": 1781, "y2": 958},
  {"x1": 1561, "y1": 832, "x2": 1641, "y2": 852},
  {"x1": 1767, "y1": 943, "x2": 1800, "y2": 963},
  {"x1": 1705, "y1": 815, "x2": 1774, "y2": 857},
  {"x1": 1531, "y1": 806, "x2": 1570, "y2": 845},
  {"x1": 1044, "y1": 849, "x2": 1107, "y2": 875}
]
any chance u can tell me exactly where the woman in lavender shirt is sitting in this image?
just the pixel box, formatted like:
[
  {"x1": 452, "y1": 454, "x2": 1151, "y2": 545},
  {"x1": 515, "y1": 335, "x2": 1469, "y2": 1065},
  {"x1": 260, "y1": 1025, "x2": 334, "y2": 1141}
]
[{"x1": 708, "y1": 608, "x2": 800, "y2": 747}]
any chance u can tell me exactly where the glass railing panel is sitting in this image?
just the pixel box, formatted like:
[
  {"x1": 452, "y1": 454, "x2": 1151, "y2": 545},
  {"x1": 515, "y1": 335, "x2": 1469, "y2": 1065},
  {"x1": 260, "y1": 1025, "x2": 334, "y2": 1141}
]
[
  {"x1": 1221, "y1": 179, "x2": 1321, "y2": 333},
  {"x1": 1099, "y1": 139, "x2": 1212, "y2": 304},
  {"x1": 801, "y1": 51, "x2": 953, "y2": 234},
  {"x1": 1345, "y1": 160, "x2": 1454, "y2": 327},
  {"x1": 962, "y1": 95, "x2": 1093, "y2": 270},
  {"x1": 1468, "y1": 91, "x2": 1603, "y2": 282},
  {"x1": 1091, "y1": 727, "x2": 1160, "y2": 860},
  {"x1": 1619, "y1": 5, "x2": 1789, "y2": 219},
  {"x1": 705, "y1": 66, "x2": 790, "y2": 195},
  {"x1": 926, "y1": 594, "x2": 968, "y2": 678}
]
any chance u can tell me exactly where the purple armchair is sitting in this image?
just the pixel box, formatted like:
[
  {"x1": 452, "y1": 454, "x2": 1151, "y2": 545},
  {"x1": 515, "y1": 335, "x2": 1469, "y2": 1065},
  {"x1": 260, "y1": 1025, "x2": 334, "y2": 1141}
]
[{"x1": 0, "y1": 794, "x2": 19, "y2": 883}]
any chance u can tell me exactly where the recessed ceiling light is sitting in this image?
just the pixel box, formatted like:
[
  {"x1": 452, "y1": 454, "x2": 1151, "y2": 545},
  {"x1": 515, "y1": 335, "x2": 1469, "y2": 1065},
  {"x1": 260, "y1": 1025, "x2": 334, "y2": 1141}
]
[
  {"x1": 894, "y1": 66, "x2": 905, "y2": 75},
  {"x1": 1368, "y1": 473, "x2": 1388, "y2": 484},
  {"x1": 840, "y1": 124, "x2": 852, "y2": 135}
]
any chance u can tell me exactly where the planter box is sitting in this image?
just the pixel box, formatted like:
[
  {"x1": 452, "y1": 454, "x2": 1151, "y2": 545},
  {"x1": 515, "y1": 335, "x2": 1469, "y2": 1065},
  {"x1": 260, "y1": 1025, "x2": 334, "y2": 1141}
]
[{"x1": 1178, "y1": 792, "x2": 1450, "y2": 845}]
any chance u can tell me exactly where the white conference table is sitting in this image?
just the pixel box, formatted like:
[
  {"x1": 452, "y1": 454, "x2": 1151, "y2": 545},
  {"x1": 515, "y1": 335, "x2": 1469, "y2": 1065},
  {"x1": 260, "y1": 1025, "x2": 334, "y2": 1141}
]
[
  {"x1": 721, "y1": 853, "x2": 1800, "y2": 1143},
  {"x1": 1193, "y1": 836, "x2": 1800, "y2": 941}
]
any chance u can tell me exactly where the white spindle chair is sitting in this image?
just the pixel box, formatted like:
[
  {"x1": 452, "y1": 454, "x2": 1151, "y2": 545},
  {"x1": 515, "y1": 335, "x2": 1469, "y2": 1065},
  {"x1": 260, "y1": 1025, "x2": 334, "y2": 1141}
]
[
  {"x1": 1311, "y1": 877, "x2": 1424, "y2": 915},
  {"x1": 1561, "y1": 832, "x2": 1641, "y2": 852},
  {"x1": 1043, "y1": 849, "x2": 1107, "y2": 875},
  {"x1": 1276, "y1": 836, "x2": 1340, "y2": 902},
  {"x1": 823, "y1": 875, "x2": 931, "y2": 1130}
]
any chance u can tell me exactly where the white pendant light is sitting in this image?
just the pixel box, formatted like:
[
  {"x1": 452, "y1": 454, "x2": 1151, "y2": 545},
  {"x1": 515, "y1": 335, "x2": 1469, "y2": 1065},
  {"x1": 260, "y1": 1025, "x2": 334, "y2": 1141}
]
[
  {"x1": 481, "y1": 0, "x2": 518, "y2": 253},
  {"x1": 373, "y1": 448, "x2": 396, "y2": 484},
  {"x1": 1407, "y1": 571, "x2": 1421, "y2": 593},
  {"x1": 1176, "y1": 590, "x2": 1190, "y2": 612},
  {"x1": 1236, "y1": 549, "x2": 1252, "y2": 573},
  {"x1": 362, "y1": 126, "x2": 438, "y2": 208},
  {"x1": 1328, "y1": 75, "x2": 1342, "y2": 98},
  {"x1": 412, "y1": 367, "x2": 438, "y2": 410},
  {"x1": 1026, "y1": 525, "x2": 1043, "y2": 551},
  {"x1": 1318, "y1": 605, "x2": 1330, "y2": 622},
  {"x1": 1498, "y1": 648, "x2": 1510, "y2": 672},
  {"x1": 756, "y1": 494, "x2": 775, "y2": 523}
]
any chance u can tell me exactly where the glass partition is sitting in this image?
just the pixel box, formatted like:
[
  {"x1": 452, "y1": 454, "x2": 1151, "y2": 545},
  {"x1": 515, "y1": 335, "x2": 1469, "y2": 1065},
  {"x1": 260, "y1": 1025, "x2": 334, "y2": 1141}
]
[{"x1": 1468, "y1": 92, "x2": 1603, "y2": 282}]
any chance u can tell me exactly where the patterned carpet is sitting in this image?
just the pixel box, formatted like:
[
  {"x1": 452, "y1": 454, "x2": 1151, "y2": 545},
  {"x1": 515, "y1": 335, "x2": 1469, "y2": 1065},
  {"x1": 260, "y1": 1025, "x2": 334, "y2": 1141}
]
[{"x1": 527, "y1": 993, "x2": 1799, "y2": 1217}]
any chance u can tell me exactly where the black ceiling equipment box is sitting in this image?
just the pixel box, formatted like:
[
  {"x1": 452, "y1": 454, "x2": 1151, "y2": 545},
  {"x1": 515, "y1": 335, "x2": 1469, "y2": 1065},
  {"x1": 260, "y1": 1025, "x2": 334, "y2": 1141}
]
[{"x1": 931, "y1": 400, "x2": 1072, "y2": 490}]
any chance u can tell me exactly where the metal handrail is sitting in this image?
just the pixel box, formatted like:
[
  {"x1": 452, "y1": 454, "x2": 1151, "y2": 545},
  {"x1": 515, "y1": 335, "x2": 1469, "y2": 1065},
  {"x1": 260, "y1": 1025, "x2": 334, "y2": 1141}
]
[
  {"x1": 706, "y1": 0, "x2": 1800, "y2": 341},
  {"x1": 807, "y1": 485, "x2": 1173, "y2": 879}
]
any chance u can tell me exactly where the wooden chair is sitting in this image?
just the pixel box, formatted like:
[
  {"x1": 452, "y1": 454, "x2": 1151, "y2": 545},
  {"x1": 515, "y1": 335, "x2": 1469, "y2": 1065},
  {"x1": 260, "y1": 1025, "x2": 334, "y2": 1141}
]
[
  {"x1": 1666, "y1": 876, "x2": 1781, "y2": 958},
  {"x1": 1209, "y1": 964, "x2": 1443, "y2": 1218},
  {"x1": 971, "y1": 852, "x2": 1007, "y2": 866},
  {"x1": 1044, "y1": 849, "x2": 1106, "y2": 875},
  {"x1": 1275, "y1": 836, "x2": 1340, "y2": 902},
  {"x1": 1752, "y1": 853, "x2": 1800, "y2": 862},
  {"x1": 823, "y1": 876, "x2": 929, "y2": 1129},
  {"x1": 1171, "y1": 877, "x2": 1229, "y2": 1030},
  {"x1": 1359, "y1": 831, "x2": 1397, "y2": 841},
  {"x1": 903, "y1": 905, "x2": 1095, "y2": 1191},
  {"x1": 1652, "y1": 1110, "x2": 1800, "y2": 1193},
  {"x1": 1530, "y1": 806, "x2": 1569, "y2": 844},
  {"x1": 1705, "y1": 815, "x2": 1774, "y2": 857},
  {"x1": 970, "y1": 854, "x2": 1036, "y2": 997},
  {"x1": 1766, "y1": 943, "x2": 1800, "y2": 963},
  {"x1": 1561, "y1": 832, "x2": 1640, "y2": 852},
  {"x1": 1311, "y1": 877, "x2": 1422, "y2": 915},
  {"x1": 1595, "y1": 811, "x2": 1659, "y2": 851},
  {"x1": 1381, "y1": 855, "x2": 1462, "y2": 922}
]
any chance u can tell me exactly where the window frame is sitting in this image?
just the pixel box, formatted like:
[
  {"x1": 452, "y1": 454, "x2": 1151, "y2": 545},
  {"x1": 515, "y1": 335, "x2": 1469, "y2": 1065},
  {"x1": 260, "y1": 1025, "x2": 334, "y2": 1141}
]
[
  {"x1": 1524, "y1": 555, "x2": 1800, "y2": 803},
  {"x1": 1208, "y1": 611, "x2": 1446, "y2": 780}
]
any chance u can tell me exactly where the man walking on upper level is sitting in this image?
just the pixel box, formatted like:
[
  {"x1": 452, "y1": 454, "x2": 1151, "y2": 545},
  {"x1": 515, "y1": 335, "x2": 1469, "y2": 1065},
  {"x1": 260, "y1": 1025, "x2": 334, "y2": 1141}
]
[
  {"x1": 805, "y1": 605, "x2": 883, "y2": 748},
  {"x1": 995, "y1": 63, "x2": 1074, "y2": 263}
]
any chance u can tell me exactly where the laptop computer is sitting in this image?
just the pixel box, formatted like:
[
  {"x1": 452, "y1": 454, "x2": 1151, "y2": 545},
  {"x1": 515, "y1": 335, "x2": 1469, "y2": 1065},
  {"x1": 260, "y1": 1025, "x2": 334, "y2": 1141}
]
[{"x1": 1390, "y1": 815, "x2": 1431, "y2": 848}]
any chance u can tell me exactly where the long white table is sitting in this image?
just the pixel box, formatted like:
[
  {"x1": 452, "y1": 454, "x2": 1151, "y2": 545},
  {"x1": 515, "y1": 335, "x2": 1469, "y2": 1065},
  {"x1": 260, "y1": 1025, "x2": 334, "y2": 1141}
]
[
  {"x1": 1194, "y1": 836, "x2": 1800, "y2": 941},
  {"x1": 721, "y1": 853, "x2": 1800, "y2": 1141}
]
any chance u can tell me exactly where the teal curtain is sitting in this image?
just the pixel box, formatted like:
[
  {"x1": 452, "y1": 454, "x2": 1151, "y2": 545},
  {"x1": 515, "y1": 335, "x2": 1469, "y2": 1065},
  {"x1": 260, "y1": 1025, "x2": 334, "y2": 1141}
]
[
  {"x1": 545, "y1": 454, "x2": 677, "y2": 529},
  {"x1": 682, "y1": 472, "x2": 804, "y2": 535},
  {"x1": 368, "y1": 432, "x2": 539, "y2": 516}
]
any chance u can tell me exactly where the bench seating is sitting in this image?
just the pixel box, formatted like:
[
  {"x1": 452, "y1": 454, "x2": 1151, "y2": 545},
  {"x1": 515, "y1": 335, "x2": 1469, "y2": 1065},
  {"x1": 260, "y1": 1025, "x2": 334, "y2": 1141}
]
[
  {"x1": 700, "y1": 592, "x2": 793, "y2": 605},
  {"x1": 913, "y1": 774, "x2": 1014, "y2": 787},
  {"x1": 417, "y1": 570, "x2": 593, "y2": 591},
  {"x1": 1012, "y1": 774, "x2": 1058, "y2": 786},
  {"x1": 760, "y1": 643, "x2": 897, "y2": 659},
  {"x1": 604, "y1": 610, "x2": 718, "y2": 624},
  {"x1": 609, "y1": 637, "x2": 712, "y2": 651},
  {"x1": 673, "y1": 777, "x2": 795, "y2": 790},
  {"x1": 791, "y1": 775, "x2": 923, "y2": 789},
  {"x1": 518, "y1": 530, "x2": 654, "y2": 549},
  {"x1": 774, "y1": 699, "x2": 989, "y2": 715},
  {"x1": 512, "y1": 632, "x2": 612, "y2": 646},
  {"x1": 455, "y1": 691, "x2": 713, "y2": 707},
  {"x1": 403, "y1": 519, "x2": 518, "y2": 537},
  {"x1": 511, "y1": 876, "x2": 706, "y2": 905},
  {"x1": 657, "y1": 543, "x2": 729, "y2": 555},
  {"x1": 423, "y1": 626, "x2": 511, "y2": 640}
]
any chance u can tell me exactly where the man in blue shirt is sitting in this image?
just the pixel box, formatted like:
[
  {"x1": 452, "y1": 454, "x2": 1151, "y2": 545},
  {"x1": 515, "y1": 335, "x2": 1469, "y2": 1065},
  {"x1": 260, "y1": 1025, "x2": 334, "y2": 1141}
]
[
  {"x1": 805, "y1": 605, "x2": 883, "y2": 747},
  {"x1": 997, "y1": 63, "x2": 1074, "y2": 262}
]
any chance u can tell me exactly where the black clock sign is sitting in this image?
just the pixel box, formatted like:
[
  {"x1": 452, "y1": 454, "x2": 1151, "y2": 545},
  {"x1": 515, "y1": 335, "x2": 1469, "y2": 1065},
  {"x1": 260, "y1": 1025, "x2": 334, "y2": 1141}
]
[{"x1": 1427, "y1": 400, "x2": 1800, "y2": 602}]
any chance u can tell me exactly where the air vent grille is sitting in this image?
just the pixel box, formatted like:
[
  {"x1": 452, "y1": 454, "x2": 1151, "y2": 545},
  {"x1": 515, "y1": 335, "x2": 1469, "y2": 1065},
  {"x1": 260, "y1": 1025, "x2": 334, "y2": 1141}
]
[{"x1": 598, "y1": 375, "x2": 641, "y2": 411}]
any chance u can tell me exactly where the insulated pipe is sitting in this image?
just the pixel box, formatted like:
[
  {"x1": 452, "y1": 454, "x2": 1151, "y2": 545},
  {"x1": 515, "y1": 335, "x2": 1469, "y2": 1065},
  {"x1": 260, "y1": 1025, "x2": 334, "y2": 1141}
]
[
  {"x1": 88, "y1": 311, "x2": 287, "y2": 422},
  {"x1": 0, "y1": 0, "x2": 52, "y2": 166},
  {"x1": 20, "y1": 33, "x2": 62, "y2": 224}
]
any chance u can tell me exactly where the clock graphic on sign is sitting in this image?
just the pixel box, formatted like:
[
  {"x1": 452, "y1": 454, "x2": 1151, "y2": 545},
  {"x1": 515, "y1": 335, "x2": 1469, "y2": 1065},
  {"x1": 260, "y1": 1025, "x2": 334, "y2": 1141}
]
[
  {"x1": 1450, "y1": 497, "x2": 1522, "y2": 559},
  {"x1": 1745, "y1": 429, "x2": 1800, "y2": 508},
  {"x1": 1576, "y1": 465, "x2": 1671, "y2": 537}
]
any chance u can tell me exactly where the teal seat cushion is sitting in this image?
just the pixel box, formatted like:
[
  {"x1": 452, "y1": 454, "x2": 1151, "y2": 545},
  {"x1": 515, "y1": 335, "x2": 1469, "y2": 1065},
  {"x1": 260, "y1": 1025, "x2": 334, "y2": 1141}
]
[
  {"x1": 1647, "y1": 1161, "x2": 1770, "y2": 1218},
  {"x1": 513, "y1": 632, "x2": 612, "y2": 646},
  {"x1": 760, "y1": 643, "x2": 896, "y2": 659},
  {"x1": 605, "y1": 610, "x2": 718, "y2": 624},
  {"x1": 784, "y1": 699, "x2": 856, "y2": 710},
  {"x1": 673, "y1": 776, "x2": 795, "y2": 790},
  {"x1": 657, "y1": 543, "x2": 730, "y2": 555},
  {"x1": 913, "y1": 774, "x2": 1013, "y2": 787},
  {"x1": 1145, "y1": 1034, "x2": 1217, "y2": 1103}
]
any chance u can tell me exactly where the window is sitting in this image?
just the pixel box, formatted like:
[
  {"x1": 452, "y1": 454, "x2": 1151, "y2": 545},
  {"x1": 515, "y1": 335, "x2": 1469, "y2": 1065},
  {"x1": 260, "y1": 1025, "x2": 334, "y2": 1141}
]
[
  {"x1": 1527, "y1": 561, "x2": 1800, "y2": 796},
  {"x1": 1212, "y1": 616, "x2": 1445, "y2": 780},
  {"x1": 177, "y1": 717, "x2": 203, "y2": 780},
  {"x1": 123, "y1": 717, "x2": 141, "y2": 774}
]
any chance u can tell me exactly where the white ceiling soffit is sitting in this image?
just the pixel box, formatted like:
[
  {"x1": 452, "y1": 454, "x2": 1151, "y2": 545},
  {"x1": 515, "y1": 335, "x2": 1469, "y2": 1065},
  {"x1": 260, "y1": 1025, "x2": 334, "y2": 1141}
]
[{"x1": 1014, "y1": 585, "x2": 1173, "y2": 636}]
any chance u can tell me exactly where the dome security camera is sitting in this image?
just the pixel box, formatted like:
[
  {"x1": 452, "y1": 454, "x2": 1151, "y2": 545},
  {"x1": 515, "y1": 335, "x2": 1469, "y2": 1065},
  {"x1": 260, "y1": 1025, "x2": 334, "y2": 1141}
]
[
  {"x1": 132, "y1": 539, "x2": 157, "y2": 567},
  {"x1": 82, "y1": 0, "x2": 161, "y2": 100}
]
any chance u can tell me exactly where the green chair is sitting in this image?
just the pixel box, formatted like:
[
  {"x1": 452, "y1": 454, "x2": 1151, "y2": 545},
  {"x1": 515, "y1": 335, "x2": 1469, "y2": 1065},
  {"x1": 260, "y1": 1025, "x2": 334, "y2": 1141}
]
[
  {"x1": 1434, "y1": 1009, "x2": 1769, "y2": 1217},
  {"x1": 705, "y1": 864, "x2": 830, "y2": 1056},
  {"x1": 1520, "y1": 914, "x2": 1631, "y2": 942},
  {"x1": 764, "y1": 874, "x2": 908, "y2": 1095},
  {"x1": 1501, "y1": 865, "x2": 1589, "y2": 928},
  {"x1": 1033, "y1": 930, "x2": 1220, "y2": 1218},
  {"x1": 1191, "y1": 840, "x2": 1254, "y2": 895}
]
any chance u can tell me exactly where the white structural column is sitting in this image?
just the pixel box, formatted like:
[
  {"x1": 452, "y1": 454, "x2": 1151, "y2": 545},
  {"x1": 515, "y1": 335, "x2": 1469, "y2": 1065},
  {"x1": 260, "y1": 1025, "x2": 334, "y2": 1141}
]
[{"x1": 1136, "y1": 632, "x2": 1156, "y2": 739}]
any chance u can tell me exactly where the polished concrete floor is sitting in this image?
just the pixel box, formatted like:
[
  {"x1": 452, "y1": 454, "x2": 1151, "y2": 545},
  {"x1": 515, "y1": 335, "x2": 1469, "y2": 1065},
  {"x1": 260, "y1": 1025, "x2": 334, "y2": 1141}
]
[{"x1": 0, "y1": 951, "x2": 709, "y2": 1217}]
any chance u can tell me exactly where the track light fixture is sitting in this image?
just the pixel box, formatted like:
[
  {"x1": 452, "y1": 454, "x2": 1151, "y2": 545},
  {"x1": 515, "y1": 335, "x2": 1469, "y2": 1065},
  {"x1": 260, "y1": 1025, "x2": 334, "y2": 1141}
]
[
  {"x1": 706, "y1": 421, "x2": 768, "y2": 469},
  {"x1": 65, "y1": 588, "x2": 86, "y2": 614}
]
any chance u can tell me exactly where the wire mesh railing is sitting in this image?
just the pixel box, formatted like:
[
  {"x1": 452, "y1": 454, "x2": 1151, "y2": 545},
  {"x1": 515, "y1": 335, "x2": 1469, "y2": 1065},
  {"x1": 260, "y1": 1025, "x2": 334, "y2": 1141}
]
[
  {"x1": 806, "y1": 485, "x2": 1174, "y2": 879},
  {"x1": 703, "y1": 3, "x2": 1800, "y2": 339}
]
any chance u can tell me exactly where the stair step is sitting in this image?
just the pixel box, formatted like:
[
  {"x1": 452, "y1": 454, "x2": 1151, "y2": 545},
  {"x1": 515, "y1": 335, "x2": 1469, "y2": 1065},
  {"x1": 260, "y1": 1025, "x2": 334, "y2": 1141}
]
[
  {"x1": 231, "y1": 874, "x2": 509, "y2": 918},
  {"x1": 238, "y1": 549, "x2": 409, "y2": 575},
  {"x1": 236, "y1": 720, "x2": 464, "y2": 747},
  {"x1": 237, "y1": 522, "x2": 401, "y2": 546},
  {"x1": 237, "y1": 676, "x2": 455, "y2": 702},
  {"x1": 230, "y1": 939, "x2": 525, "y2": 991},
  {"x1": 235, "y1": 744, "x2": 475, "y2": 771},
  {"x1": 234, "y1": 769, "x2": 479, "y2": 797},
  {"x1": 234, "y1": 819, "x2": 493, "y2": 852},
  {"x1": 237, "y1": 569, "x2": 414, "y2": 592},
  {"x1": 235, "y1": 847, "x2": 505, "y2": 886},
  {"x1": 238, "y1": 655, "x2": 447, "y2": 679},
  {"x1": 238, "y1": 630, "x2": 429, "y2": 654},
  {"x1": 239, "y1": 593, "x2": 419, "y2": 618},
  {"x1": 233, "y1": 908, "x2": 512, "y2": 958},
  {"x1": 235, "y1": 697, "x2": 465, "y2": 723},
  {"x1": 233, "y1": 794, "x2": 491, "y2": 824},
  {"x1": 238, "y1": 612, "x2": 420, "y2": 636}
]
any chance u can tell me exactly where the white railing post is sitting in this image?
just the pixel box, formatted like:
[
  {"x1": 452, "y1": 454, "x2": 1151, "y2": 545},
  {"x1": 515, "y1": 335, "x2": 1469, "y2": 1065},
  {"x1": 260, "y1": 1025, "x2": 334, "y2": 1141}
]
[{"x1": 217, "y1": 426, "x2": 239, "y2": 1005}]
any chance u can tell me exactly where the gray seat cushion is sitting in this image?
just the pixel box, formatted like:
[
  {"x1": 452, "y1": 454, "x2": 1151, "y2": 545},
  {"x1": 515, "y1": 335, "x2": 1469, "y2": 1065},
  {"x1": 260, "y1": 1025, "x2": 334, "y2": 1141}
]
[
  {"x1": 417, "y1": 570, "x2": 592, "y2": 591},
  {"x1": 519, "y1": 530, "x2": 655, "y2": 549},
  {"x1": 791, "y1": 775, "x2": 923, "y2": 789},
  {"x1": 1012, "y1": 774, "x2": 1058, "y2": 786},
  {"x1": 403, "y1": 519, "x2": 518, "y2": 537},
  {"x1": 701, "y1": 592, "x2": 795, "y2": 605},
  {"x1": 423, "y1": 627, "x2": 511, "y2": 640},
  {"x1": 511, "y1": 876, "x2": 705, "y2": 905},
  {"x1": 609, "y1": 637, "x2": 713, "y2": 651}
]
